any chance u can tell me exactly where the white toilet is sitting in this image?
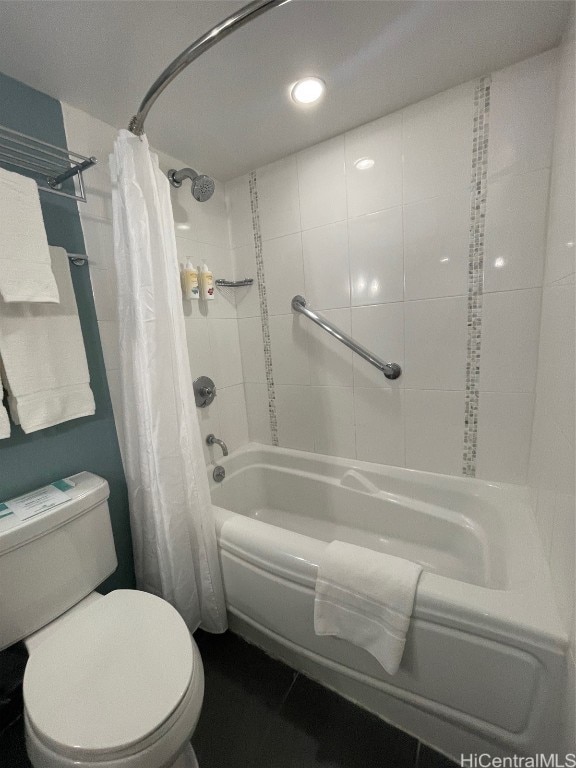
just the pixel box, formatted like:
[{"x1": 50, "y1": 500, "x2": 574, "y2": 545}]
[{"x1": 0, "y1": 471, "x2": 204, "y2": 768}]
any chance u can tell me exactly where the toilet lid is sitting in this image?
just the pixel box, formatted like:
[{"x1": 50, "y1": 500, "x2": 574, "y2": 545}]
[{"x1": 24, "y1": 590, "x2": 196, "y2": 759}]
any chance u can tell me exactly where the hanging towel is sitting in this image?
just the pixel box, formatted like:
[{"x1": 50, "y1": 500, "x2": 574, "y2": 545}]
[
  {"x1": 0, "y1": 246, "x2": 95, "y2": 433},
  {"x1": 314, "y1": 541, "x2": 422, "y2": 675},
  {"x1": 0, "y1": 166, "x2": 59, "y2": 303}
]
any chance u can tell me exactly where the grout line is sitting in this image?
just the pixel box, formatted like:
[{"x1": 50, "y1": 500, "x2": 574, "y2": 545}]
[{"x1": 462, "y1": 75, "x2": 491, "y2": 478}]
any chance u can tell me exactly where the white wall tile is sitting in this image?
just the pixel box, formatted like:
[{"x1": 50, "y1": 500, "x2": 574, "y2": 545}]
[
  {"x1": 244, "y1": 382, "x2": 272, "y2": 445},
  {"x1": 192, "y1": 182, "x2": 230, "y2": 249},
  {"x1": 307, "y1": 308, "x2": 353, "y2": 387},
  {"x1": 185, "y1": 318, "x2": 215, "y2": 381},
  {"x1": 208, "y1": 319, "x2": 243, "y2": 388},
  {"x1": 262, "y1": 232, "x2": 305, "y2": 316},
  {"x1": 226, "y1": 174, "x2": 253, "y2": 248},
  {"x1": 311, "y1": 386, "x2": 356, "y2": 459},
  {"x1": 354, "y1": 388, "x2": 405, "y2": 467},
  {"x1": 98, "y1": 320, "x2": 120, "y2": 372},
  {"x1": 404, "y1": 296, "x2": 467, "y2": 390},
  {"x1": 545, "y1": 146, "x2": 576, "y2": 285},
  {"x1": 349, "y1": 207, "x2": 404, "y2": 306},
  {"x1": 270, "y1": 314, "x2": 310, "y2": 385},
  {"x1": 197, "y1": 396, "x2": 223, "y2": 465},
  {"x1": 82, "y1": 215, "x2": 114, "y2": 271},
  {"x1": 105, "y1": 367, "x2": 126, "y2": 464},
  {"x1": 345, "y1": 113, "x2": 403, "y2": 218},
  {"x1": 257, "y1": 156, "x2": 301, "y2": 240},
  {"x1": 476, "y1": 392, "x2": 534, "y2": 484},
  {"x1": 404, "y1": 191, "x2": 470, "y2": 300},
  {"x1": 488, "y1": 49, "x2": 557, "y2": 181},
  {"x1": 233, "y1": 244, "x2": 260, "y2": 319},
  {"x1": 527, "y1": 36, "x2": 576, "y2": 648},
  {"x1": 480, "y1": 288, "x2": 541, "y2": 393},
  {"x1": 484, "y1": 168, "x2": 549, "y2": 292},
  {"x1": 297, "y1": 136, "x2": 347, "y2": 230},
  {"x1": 530, "y1": 403, "x2": 575, "y2": 555},
  {"x1": 402, "y1": 82, "x2": 474, "y2": 204},
  {"x1": 549, "y1": 482, "x2": 576, "y2": 630},
  {"x1": 61, "y1": 101, "x2": 116, "y2": 222},
  {"x1": 238, "y1": 317, "x2": 266, "y2": 383},
  {"x1": 218, "y1": 384, "x2": 250, "y2": 454},
  {"x1": 404, "y1": 389, "x2": 465, "y2": 475},
  {"x1": 89, "y1": 267, "x2": 117, "y2": 321},
  {"x1": 302, "y1": 221, "x2": 350, "y2": 310},
  {"x1": 534, "y1": 283, "x2": 575, "y2": 445},
  {"x1": 351, "y1": 303, "x2": 404, "y2": 389},
  {"x1": 275, "y1": 385, "x2": 315, "y2": 451}
]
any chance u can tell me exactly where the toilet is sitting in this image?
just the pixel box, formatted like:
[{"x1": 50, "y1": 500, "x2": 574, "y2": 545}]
[{"x1": 0, "y1": 472, "x2": 204, "y2": 768}]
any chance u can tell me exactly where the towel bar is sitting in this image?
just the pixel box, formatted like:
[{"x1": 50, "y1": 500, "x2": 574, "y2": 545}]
[{"x1": 0, "y1": 123, "x2": 97, "y2": 203}]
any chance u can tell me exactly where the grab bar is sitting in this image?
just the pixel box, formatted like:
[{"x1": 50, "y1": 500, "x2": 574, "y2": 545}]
[{"x1": 291, "y1": 295, "x2": 402, "y2": 380}]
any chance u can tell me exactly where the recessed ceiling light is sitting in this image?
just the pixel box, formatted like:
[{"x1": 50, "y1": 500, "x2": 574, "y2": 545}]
[
  {"x1": 176, "y1": 223, "x2": 191, "y2": 231},
  {"x1": 354, "y1": 157, "x2": 374, "y2": 171},
  {"x1": 291, "y1": 77, "x2": 326, "y2": 105}
]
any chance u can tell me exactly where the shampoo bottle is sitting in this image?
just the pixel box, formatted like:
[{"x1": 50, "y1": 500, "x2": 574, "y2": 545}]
[
  {"x1": 200, "y1": 263, "x2": 215, "y2": 301},
  {"x1": 181, "y1": 261, "x2": 199, "y2": 300}
]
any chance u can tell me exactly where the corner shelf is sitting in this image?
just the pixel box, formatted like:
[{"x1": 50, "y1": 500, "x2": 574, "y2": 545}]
[{"x1": 215, "y1": 278, "x2": 254, "y2": 288}]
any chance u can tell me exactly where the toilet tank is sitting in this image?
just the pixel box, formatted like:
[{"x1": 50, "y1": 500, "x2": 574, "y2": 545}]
[{"x1": 0, "y1": 472, "x2": 118, "y2": 651}]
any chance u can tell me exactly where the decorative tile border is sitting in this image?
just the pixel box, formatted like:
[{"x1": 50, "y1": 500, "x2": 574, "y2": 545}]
[
  {"x1": 463, "y1": 76, "x2": 491, "y2": 477},
  {"x1": 248, "y1": 171, "x2": 279, "y2": 446}
]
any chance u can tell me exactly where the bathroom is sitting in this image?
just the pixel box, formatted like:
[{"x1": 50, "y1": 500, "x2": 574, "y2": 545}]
[{"x1": 0, "y1": 1, "x2": 573, "y2": 766}]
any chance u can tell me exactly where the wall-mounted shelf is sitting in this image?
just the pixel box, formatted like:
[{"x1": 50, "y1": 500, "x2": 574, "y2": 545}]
[
  {"x1": 215, "y1": 278, "x2": 253, "y2": 288},
  {"x1": 0, "y1": 123, "x2": 97, "y2": 203}
]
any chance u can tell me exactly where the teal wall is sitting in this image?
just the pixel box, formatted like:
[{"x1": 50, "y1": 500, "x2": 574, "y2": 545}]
[{"x1": 0, "y1": 72, "x2": 135, "y2": 592}]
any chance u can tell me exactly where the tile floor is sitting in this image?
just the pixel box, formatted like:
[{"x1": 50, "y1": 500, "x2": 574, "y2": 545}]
[{"x1": 0, "y1": 631, "x2": 457, "y2": 768}]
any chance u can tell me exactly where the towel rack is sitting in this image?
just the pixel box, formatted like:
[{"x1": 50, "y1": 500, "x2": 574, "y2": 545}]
[
  {"x1": 0, "y1": 123, "x2": 96, "y2": 203},
  {"x1": 291, "y1": 295, "x2": 402, "y2": 380}
]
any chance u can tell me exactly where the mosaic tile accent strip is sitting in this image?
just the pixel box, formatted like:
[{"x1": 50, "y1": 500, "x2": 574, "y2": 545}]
[
  {"x1": 463, "y1": 76, "x2": 491, "y2": 477},
  {"x1": 248, "y1": 171, "x2": 279, "y2": 446}
]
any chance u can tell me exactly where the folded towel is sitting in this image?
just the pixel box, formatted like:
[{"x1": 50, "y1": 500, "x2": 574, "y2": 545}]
[
  {"x1": 0, "y1": 246, "x2": 95, "y2": 433},
  {"x1": 0, "y1": 166, "x2": 59, "y2": 303},
  {"x1": 314, "y1": 541, "x2": 422, "y2": 675}
]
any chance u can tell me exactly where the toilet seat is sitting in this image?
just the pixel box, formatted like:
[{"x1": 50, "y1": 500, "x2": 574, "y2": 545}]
[{"x1": 23, "y1": 590, "x2": 204, "y2": 768}]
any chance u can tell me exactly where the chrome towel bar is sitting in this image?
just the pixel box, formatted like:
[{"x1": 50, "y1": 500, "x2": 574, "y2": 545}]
[
  {"x1": 0, "y1": 123, "x2": 97, "y2": 203},
  {"x1": 291, "y1": 295, "x2": 402, "y2": 380}
]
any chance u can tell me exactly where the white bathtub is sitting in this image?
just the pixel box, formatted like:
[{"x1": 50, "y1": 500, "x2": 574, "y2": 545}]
[{"x1": 209, "y1": 443, "x2": 568, "y2": 760}]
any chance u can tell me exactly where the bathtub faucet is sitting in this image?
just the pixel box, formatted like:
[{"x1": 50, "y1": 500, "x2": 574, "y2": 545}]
[{"x1": 206, "y1": 434, "x2": 228, "y2": 457}]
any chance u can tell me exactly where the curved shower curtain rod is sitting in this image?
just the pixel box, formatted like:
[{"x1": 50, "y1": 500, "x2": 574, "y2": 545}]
[{"x1": 128, "y1": 0, "x2": 289, "y2": 136}]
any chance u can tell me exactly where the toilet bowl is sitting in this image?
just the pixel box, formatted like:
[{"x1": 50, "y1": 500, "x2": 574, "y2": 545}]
[{"x1": 0, "y1": 472, "x2": 205, "y2": 768}]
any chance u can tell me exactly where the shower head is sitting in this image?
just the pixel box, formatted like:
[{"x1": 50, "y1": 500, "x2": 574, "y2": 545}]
[{"x1": 167, "y1": 167, "x2": 215, "y2": 202}]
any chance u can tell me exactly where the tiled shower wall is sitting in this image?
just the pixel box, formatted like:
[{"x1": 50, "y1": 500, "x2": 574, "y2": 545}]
[
  {"x1": 61, "y1": 104, "x2": 248, "y2": 466},
  {"x1": 528, "y1": 17, "x2": 575, "y2": 751},
  {"x1": 226, "y1": 49, "x2": 558, "y2": 485}
]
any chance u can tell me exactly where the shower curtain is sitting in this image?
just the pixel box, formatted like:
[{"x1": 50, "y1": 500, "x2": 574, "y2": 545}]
[{"x1": 109, "y1": 129, "x2": 226, "y2": 633}]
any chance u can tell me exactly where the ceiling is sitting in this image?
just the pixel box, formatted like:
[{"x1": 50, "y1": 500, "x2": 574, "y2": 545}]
[{"x1": 0, "y1": 0, "x2": 570, "y2": 180}]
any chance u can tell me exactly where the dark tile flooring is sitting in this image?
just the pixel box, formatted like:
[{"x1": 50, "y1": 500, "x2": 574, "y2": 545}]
[{"x1": 0, "y1": 630, "x2": 457, "y2": 768}]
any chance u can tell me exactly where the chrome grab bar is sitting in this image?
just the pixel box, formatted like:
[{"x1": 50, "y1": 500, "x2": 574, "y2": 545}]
[{"x1": 291, "y1": 295, "x2": 402, "y2": 380}]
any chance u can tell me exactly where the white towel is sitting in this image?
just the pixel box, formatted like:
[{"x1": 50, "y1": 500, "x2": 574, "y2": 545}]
[
  {"x1": 0, "y1": 246, "x2": 95, "y2": 433},
  {"x1": 314, "y1": 541, "x2": 422, "y2": 675},
  {"x1": 0, "y1": 166, "x2": 59, "y2": 303}
]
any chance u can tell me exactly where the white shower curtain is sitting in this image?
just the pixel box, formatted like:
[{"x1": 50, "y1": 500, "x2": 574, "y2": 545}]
[{"x1": 109, "y1": 129, "x2": 226, "y2": 633}]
